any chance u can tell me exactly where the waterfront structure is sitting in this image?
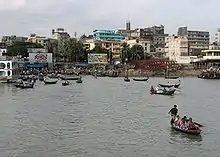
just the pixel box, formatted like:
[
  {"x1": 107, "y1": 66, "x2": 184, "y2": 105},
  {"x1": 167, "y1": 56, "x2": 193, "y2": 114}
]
[
  {"x1": 193, "y1": 44, "x2": 220, "y2": 69},
  {"x1": 0, "y1": 60, "x2": 13, "y2": 81},
  {"x1": 178, "y1": 27, "x2": 210, "y2": 56},
  {"x1": 28, "y1": 34, "x2": 48, "y2": 47},
  {"x1": 1, "y1": 35, "x2": 28, "y2": 46}
]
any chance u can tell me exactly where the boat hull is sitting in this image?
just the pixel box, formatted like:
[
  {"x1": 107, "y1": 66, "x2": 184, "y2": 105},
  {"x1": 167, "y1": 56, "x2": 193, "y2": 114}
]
[
  {"x1": 171, "y1": 124, "x2": 201, "y2": 135},
  {"x1": 165, "y1": 76, "x2": 179, "y2": 79},
  {"x1": 133, "y1": 77, "x2": 149, "y2": 82}
]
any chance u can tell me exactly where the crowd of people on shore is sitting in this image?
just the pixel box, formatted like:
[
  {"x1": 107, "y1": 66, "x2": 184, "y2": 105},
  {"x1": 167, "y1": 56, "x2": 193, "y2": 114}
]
[{"x1": 169, "y1": 105, "x2": 199, "y2": 131}]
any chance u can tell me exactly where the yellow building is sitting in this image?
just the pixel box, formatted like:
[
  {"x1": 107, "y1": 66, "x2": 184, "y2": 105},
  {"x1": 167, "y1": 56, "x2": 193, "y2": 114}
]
[{"x1": 28, "y1": 34, "x2": 48, "y2": 47}]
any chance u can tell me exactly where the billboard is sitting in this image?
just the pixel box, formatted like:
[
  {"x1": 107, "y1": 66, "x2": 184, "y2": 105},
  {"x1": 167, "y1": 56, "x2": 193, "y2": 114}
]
[
  {"x1": 88, "y1": 53, "x2": 108, "y2": 64},
  {"x1": 29, "y1": 53, "x2": 53, "y2": 63}
]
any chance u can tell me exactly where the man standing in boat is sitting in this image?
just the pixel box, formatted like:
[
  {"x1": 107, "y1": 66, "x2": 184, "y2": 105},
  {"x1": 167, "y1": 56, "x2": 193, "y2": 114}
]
[
  {"x1": 169, "y1": 105, "x2": 178, "y2": 116},
  {"x1": 169, "y1": 105, "x2": 178, "y2": 124}
]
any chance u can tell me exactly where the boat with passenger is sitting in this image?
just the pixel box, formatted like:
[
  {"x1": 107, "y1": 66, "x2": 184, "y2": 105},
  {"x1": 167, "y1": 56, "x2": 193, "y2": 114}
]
[
  {"x1": 170, "y1": 116, "x2": 201, "y2": 135},
  {"x1": 150, "y1": 86, "x2": 175, "y2": 95}
]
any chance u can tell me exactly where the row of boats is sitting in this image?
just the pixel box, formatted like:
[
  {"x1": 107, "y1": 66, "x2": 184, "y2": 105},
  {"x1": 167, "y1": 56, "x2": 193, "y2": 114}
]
[{"x1": 14, "y1": 74, "x2": 83, "y2": 89}]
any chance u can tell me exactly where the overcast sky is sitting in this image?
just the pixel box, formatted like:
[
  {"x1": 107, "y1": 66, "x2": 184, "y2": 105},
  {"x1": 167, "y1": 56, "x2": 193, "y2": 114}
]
[{"x1": 0, "y1": 0, "x2": 219, "y2": 40}]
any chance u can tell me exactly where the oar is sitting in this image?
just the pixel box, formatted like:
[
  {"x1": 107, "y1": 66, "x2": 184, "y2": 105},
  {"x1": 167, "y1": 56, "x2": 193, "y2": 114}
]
[{"x1": 195, "y1": 122, "x2": 204, "y2": 127}]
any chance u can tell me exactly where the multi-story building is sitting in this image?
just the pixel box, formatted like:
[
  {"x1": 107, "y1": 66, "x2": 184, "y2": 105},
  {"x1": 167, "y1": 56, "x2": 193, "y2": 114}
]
[
  {"x1": 28, "y1": 34, "x2": 48, "y2": 47},
  {"x1": 118, "y1": 24, "x2": 168, "y2": 58},
  {"x1": 178, "y1": 27, "x2": 210, "y2": 56},
  {"x1": 52, "y1": 28, "x2": 70, "y2": 40},
  {"x1": 93, "y1": 30, "x2": 125, "y2": 60},
  {"x1": 165, "y1": 35, "x2": 191, "y2": 64},
  {"x1": 215, "y1": 28, "x2": 220, "y2": 45},
  {"x1": 1, "y1": 35, "x2": 28, "y2": 46},
  {"x1": 94, "y1": 30, "x2": 124, "y2": 41}
]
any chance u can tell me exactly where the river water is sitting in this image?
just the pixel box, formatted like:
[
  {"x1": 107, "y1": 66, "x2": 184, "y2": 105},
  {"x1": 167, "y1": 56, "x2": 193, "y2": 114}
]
[{"x1": 0, "y1": 77, "x2": 219, "y2": 157}]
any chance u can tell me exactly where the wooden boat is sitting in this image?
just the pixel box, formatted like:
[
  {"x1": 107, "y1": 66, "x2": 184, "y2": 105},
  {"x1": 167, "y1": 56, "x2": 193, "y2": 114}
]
[
  {"x1": 159, "y1": 84, "x2": 174, "y2": 88},
  {"x1": 76, "y1": 77, "x2": 83, "y2": 84},
  {"x1": 165, "y1": 76, "x2": 179, "y2": 79},
  {"x1": 159, "y1": 82, "x2": 180, "y2": 88},
  {"x1": 151, "y1": 88, "x2": 175, "y2": 95},
  {"x1": 171, "y1": 124, "x2": 201, "y2": 135},
  {"x1": 133, "y1": 77, "x2": 149, "y2": 82},
  {"x1": 44, "y1": 79, "x2": 58, "y2": 85},
  {"x1": 62, "y1": 81, "x2": 70, "y2": 86},
  {"x1": 174, "y1": 83, "x2": 180, "y2": 88},
  {"x1": 124, "y1": 77, "x2": 130, "y2": 82},
  {"x1": 60, "y1": 76, "x2": 79, "y2": 80}
]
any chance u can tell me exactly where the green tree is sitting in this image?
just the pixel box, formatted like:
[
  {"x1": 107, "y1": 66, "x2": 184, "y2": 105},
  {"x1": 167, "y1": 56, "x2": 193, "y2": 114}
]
[
  {"x1": 130, "y1": 44, "x2": 144, "y2": 60},
  {"x1": 120, "y1": 43, "x2": 131, "y2": 64},
  {"x1": 7, "y1": 42, "x2": 43, "y2": 57},
  {"x1": 63, "y1": 38, "x2": 87, "y2": 62}
]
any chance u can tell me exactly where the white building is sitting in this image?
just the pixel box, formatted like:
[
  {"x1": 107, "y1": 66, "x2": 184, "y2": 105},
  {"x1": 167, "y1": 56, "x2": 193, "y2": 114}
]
[
  {"x1": 165, "y1": 36, "x2": 192, "y2": 64},
  {"x1": 126, "y1": 39, "x2": 151, "y2": 53}
]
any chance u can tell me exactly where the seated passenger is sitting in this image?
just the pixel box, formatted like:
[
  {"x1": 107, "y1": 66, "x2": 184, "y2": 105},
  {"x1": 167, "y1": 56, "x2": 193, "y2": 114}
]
[
  {"x1": 174, "y1": 115, "x2": 180, "y2": 125},
  {"x1": 188, "y1": 118, "x2": 199, "y2": 130}
]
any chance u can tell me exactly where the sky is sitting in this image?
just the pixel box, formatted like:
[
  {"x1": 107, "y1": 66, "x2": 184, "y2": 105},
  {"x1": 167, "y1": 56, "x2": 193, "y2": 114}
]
[{"x1": 0, "y1": 0, "x2": 220, "y2": 40}]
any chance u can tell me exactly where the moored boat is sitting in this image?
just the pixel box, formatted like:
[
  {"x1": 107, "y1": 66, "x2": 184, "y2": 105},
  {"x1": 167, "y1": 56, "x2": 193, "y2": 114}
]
[
  {"x1": 124, "y1": 77, "x2": 130, "y2": 82},
  {"x1": 44, "y1": 79, "x2": 58, "y2": 85},
  {"x1": 76, "y1": 77, "x2": 83, "y2": 84},
  {"x1": 133, "y1": 77, "x2": 149, "y2": 82},
  {"x1": 60, "y1": 75, "x2": 79, "y2": 80},
  {"x1": 165, "y1": 76, "x2": 179, "y2": 79}
]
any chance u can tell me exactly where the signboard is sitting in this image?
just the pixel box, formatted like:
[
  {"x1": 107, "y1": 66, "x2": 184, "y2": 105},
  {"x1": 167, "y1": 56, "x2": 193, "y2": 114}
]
[
  {"x1": 88, "y1": 53, "x2": 108, "y2": 64},
  {"x1": 27, "y1": 48, "x2": 48, "y2": 53},
  {"x1": 29, "y1": 53, "x2": 53, "y2": 63}
]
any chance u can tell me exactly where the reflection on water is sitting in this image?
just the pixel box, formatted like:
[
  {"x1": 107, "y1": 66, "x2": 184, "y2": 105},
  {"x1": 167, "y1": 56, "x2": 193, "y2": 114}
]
[{"x1": 169, "y1": 129, "x2": 203, "y2": 143}]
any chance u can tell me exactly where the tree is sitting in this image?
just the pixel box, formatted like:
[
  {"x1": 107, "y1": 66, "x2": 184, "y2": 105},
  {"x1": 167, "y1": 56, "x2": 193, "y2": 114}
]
[
  {"x1": 7, "y1": 42, "x2": 43, "y2": 57},
  {"x1": 120, "y1": 43, "x2": 132, "y2": 64},
  {"x1": 130, "y1": 44, "x2": 144, "y2": 60},
  {"x1": 63, "y1": 38, "x2": 87, "y2": 62}
]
